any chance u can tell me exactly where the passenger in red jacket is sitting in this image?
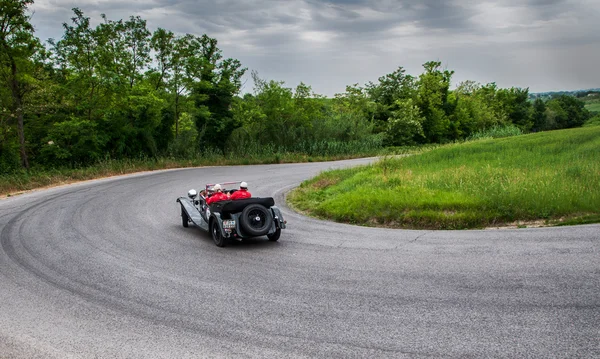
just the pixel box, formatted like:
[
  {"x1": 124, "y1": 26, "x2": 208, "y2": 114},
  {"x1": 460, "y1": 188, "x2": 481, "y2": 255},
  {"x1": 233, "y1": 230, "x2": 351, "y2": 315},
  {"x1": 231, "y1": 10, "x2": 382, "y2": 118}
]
[
  {"x1": 206, "y1": 184, "x2": 229, "y2": 204},
  {"x1": 230, "y1": 181, "x2": 251, "y2": 200}
]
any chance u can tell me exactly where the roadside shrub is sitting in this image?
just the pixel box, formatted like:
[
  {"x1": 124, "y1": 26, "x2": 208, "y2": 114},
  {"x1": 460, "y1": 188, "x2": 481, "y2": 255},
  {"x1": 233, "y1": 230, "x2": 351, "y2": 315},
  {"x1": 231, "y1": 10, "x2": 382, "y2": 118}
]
[
  {"x1": 39, "y1": 118, "x2": 106, "y2": 167},
  {"x1": 0, "y1": 140, "x2": 20, "y2": 174}
]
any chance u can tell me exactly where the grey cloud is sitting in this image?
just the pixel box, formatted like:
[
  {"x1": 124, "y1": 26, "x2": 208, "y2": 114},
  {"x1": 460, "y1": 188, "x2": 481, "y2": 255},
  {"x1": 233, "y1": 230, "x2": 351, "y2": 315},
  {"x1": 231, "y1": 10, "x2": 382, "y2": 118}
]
[
  {"x1": 312, "y1": 0, "x2": 478, "y2": 32},
  {"x1": 153, "y1": 0, "x2": 301, "y2": 29},
  {"x1": 498, "y1": 0, "x2": 587, "y2": 22},
  {"x1": 158, "y1": 0, "x2": 479, "y2": 41},
  {"x1": 412, "y1": 2, "x2": 476, "y2": 31},
  {"x1": 29, "y1": 0, "x2": 600, "y2": 95}
]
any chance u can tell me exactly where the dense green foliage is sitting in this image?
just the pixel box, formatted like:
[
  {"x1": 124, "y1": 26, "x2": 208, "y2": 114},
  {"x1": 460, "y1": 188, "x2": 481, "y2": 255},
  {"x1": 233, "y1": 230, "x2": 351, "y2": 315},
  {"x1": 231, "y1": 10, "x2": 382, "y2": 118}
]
[
  {"x1": 289, "y1": 126, "x2": 600, "y2": 229},
  {"x1": 584, "y1": 115, "x2": 600, "y2": 127},
  {"x1": 0, "y1": 1, "x2": 593, "y2": 175}
]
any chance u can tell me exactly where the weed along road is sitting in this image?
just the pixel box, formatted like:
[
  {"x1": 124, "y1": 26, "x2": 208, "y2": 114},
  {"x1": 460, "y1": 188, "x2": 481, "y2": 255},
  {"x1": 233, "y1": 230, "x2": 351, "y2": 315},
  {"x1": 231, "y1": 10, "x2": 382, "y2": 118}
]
[{"x1": 1, "y1": 158, "x2": 598, "y2": 358}]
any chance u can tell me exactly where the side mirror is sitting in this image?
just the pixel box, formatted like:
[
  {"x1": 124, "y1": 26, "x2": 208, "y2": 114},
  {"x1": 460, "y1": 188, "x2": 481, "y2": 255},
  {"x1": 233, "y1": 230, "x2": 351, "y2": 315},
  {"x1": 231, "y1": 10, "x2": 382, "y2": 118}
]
[{"x1": 187, "y1": 189, "x2": 197, "y2": 199}]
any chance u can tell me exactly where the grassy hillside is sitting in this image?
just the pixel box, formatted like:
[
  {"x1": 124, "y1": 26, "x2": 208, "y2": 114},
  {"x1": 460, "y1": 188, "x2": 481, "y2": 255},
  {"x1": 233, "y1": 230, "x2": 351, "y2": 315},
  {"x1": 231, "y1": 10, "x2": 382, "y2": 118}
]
[
  {"x1": 289, "y1": 127, "x2": 600, "y2": 229},
  {"x1": 582, "y1": 93, "x2": 600, "y2": 113},
  {"x1": 586, "y1": 103, "x2": 600, "y2": 112}
]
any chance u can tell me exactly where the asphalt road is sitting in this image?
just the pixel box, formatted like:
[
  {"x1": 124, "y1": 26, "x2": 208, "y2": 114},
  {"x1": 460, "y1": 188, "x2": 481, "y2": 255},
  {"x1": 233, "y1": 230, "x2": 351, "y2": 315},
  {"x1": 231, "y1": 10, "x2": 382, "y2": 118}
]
[{"x1": 1, "y1": 158, "x2": 599, "y2": 358}]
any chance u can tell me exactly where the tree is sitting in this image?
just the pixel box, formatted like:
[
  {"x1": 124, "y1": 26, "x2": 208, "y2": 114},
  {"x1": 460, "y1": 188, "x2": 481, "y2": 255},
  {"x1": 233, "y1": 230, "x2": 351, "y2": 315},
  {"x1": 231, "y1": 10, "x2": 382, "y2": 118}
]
[
  {"x1": 531, "y1": 98, "x2": 547, "y2": 132},
  {"x1": 334, "y1": 84, "x2": 376, "y2": 127},
  {"x1": 149, "y1": 28, "x2": 174, "y2": 91},
  {"x1": 496, "y1": 87, "x2": 532, "y2": 131},
  {"x1": 171, "y1": 34, "x2": 206, "y2": 139},
  {"x1": 120, "y1": 16, "x2": 151, "y2": 88},
  {"x1": 416, "y1": 61, "x2": 454, "y2": 143},
  {"x1": 192, "y1": 35, "x2": 246, "y2": 152},
  {"x1": 366, "y1": 67, "x2": 415, "y2": 106},
  {"x1": 365, "y1": 67, "x2": 415, "y2": 133},
  {"x1": 385, "y1": 98, "x2": 425, "y2": 146},
  {"x1": 103, "y1": 81, "x2": 164, "y2": 158},
  {"x1": 244, "y1": 73, "x2": 295, "y2": 148},
  {"x1": 0, "y1": 0, "x2": 43, "y2": 169},
  {"x1": 50, "y1": 8, "x2": 109, "y2": 122},
  {"x1": 546, "y1": 95, "x2": 590, "y2": 129},
  {"x1": 40, "y1": 118, "x2": 105, "y2": 166}
]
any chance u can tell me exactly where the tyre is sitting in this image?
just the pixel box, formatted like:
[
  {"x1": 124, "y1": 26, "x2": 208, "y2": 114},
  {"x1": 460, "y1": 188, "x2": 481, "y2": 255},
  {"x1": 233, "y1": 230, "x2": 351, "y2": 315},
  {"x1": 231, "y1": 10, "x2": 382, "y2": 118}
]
[
  {"x1": 210, "y1": 220, "x2": 226, "y2": 247},
  {"x1": 240, "y1": 204, "x2": 273, "y2": 236},
  {"x1": 267, "y1": 227, "x2": 281, "y2": 242},
  {"x1": 181, "y1": 206, "x2": 189, "y2": 228}
]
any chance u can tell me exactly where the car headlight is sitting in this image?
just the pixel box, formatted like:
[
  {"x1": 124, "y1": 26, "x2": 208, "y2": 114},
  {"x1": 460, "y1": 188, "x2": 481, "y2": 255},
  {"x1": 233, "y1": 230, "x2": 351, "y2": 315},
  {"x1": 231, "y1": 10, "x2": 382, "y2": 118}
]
[{"x1": 222, "y1": 220, "x2": 236, "y2": 229}]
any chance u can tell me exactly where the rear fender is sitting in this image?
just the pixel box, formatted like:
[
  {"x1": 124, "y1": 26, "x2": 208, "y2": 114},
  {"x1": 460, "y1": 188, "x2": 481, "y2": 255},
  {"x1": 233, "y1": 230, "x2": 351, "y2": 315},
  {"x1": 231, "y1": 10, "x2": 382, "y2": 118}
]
[
  {"x1": 271, "y1": 206, "x2": 286, "y2": 229},
  {"x1": 210, "y1": 212, "x2": 230, "y2": 238}
]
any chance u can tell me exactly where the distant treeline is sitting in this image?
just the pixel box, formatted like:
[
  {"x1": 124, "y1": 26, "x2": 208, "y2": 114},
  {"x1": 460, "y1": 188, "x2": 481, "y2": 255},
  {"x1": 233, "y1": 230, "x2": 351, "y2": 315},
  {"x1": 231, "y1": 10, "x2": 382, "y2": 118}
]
[
  {"x1": 0, "y1": 1, "x2": 593, "y2": 172},
  {"x1": 530, "y1": 89, "x2": 600, "y2": 99}
]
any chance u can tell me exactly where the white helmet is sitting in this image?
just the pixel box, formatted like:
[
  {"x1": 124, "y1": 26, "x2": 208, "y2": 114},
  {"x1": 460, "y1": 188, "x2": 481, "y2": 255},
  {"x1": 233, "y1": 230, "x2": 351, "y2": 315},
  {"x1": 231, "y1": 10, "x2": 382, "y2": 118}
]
[
  {"x1": 240, "y1": 181, "x2": 248, "y2": 189},
  {"x1": 213, "y1": 184, "x2": 222, "y2": 191}
]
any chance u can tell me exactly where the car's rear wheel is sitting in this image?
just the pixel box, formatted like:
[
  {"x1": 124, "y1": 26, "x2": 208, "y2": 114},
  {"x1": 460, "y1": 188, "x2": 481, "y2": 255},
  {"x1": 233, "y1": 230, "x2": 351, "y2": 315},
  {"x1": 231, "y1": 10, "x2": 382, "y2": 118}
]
[
  {"x1": 240, "y1": 204, "x2": 273, "y2": 236},
  {"x1": 267, "y1": 228, "x2": 281, "y2": 242},
  {"x1": 210, "y1": 220, "x2": 226, "y2": 247},
  {"x1": 181, "y1": 206, "x2": 189, "y2": 228}
]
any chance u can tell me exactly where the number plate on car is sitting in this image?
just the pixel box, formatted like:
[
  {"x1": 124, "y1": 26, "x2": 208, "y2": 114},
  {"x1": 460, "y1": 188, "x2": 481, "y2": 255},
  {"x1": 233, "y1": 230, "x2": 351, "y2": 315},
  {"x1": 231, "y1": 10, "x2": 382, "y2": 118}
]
[{"x1": 222, "y1": 220, "x2": 236, "y2": 229}]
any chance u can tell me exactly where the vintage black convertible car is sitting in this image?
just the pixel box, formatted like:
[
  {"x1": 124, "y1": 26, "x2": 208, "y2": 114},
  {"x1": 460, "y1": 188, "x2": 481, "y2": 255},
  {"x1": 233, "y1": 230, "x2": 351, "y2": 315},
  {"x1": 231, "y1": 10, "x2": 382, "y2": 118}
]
[{"x1": 176, "y1": 182, "x2": 286, "y2": 247}]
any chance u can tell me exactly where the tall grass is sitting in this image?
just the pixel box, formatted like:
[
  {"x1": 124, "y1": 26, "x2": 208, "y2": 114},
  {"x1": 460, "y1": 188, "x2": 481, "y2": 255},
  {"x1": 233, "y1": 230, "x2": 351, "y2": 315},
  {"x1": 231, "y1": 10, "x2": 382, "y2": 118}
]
[
  {"x1": 289, "y1": 126, "x2": 600, "y2": 229},
  {"x1": 225, "y1": 134, "x2": 384, "y2": 158},
  {"x1": 466, "y1": 124, "x2": 523, "y2": 141},
  {"x1": 0, "y1": 140, "x2": 384, "y2": 196}
]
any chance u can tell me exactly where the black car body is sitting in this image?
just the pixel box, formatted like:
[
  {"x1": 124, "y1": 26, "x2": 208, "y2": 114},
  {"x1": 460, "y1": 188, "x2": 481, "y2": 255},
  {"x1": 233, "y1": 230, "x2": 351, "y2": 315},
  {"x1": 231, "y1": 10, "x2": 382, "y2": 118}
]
[{"x1": 177, "y1": 182, "x2": 286, "y2": 247}]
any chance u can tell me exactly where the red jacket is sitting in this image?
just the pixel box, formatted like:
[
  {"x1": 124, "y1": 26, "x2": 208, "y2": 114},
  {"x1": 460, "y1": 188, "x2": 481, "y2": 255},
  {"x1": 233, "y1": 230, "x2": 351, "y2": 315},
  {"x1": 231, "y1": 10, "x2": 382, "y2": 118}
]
[
  {"x1": 230, "y1": 189, "x2": 251, "y2": 200},
  {"x1": 206, "y1": 192, "x2": 228, "y2": 204}
]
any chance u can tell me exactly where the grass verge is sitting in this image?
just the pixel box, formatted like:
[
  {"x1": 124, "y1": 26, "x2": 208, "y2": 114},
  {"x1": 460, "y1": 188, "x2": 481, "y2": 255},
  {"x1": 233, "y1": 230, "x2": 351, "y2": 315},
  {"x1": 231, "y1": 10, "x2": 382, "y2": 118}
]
[{"x1": 288, "y1": 126, "x2": 600, "y2": 229}]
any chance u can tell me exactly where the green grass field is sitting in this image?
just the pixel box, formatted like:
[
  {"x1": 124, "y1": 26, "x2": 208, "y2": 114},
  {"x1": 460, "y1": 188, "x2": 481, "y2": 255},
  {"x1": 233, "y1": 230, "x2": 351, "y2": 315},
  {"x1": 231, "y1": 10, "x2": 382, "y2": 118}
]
[
  {"x1": 288, "y1": 126, "x2": 600, "y2": 229},
  {"x1": 585, "y1": 102, "x2": 600, "y2": 113},
  {"x1": 582, "y1": 93, "x2": 600, "y2": 113}
]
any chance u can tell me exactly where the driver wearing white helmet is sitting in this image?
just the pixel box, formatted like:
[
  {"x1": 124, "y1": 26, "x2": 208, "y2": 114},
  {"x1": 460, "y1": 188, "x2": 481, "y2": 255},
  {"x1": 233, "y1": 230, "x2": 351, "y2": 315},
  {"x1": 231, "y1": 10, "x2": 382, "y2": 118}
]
[{"x1": 229, "y1": 181, "x2": 252, "y2": 200}]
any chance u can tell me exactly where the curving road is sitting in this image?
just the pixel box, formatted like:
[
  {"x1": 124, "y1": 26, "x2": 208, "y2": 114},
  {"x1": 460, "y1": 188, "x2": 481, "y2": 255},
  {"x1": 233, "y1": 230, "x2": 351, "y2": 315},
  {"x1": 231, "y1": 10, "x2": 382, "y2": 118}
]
[{"x1": 1, "y1": 158, "x2": 599, "y2": 358}]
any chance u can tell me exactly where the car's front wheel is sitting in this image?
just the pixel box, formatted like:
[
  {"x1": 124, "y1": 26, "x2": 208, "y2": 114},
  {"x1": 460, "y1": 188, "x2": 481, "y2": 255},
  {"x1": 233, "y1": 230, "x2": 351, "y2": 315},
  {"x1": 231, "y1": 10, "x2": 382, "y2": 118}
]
[{"x1": 210, "y1": 220, "x2": 226, "y2": 247}]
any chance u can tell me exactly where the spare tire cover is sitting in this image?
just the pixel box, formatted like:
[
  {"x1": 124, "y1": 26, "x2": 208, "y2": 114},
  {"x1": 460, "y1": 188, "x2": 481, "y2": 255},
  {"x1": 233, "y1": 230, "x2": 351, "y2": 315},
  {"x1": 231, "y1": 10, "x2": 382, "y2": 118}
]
[{"x1": 239, "y1": 204, "x2": 273, "y2": 236}]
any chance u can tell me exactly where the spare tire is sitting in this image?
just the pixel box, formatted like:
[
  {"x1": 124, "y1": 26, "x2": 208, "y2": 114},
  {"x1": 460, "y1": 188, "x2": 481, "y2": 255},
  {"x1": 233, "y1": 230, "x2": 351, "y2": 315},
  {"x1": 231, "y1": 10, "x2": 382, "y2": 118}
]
[{"x1": 240, "y1": 204, "x2": 273, "y2": 236}]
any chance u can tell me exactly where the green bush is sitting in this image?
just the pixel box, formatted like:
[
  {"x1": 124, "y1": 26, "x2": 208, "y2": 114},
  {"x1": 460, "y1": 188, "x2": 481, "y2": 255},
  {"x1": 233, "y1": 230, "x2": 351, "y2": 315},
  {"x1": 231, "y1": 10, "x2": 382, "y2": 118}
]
[
  {"x1": 39, "y1": 118, "x2": 106, "y2": 167},
  {"x1": 466, "y1": 124, "x2": 522, "y2": 141},
  {"x1": 583, "y1": 115, "x2": 600, "y2": 127}
]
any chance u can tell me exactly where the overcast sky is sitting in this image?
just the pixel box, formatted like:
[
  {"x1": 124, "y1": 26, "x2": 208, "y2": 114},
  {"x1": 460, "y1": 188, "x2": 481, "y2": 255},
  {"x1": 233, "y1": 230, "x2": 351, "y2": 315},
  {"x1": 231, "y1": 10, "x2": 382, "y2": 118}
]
[{"x1": 30, "y1": 0, "x2": 599, "y2": 96}]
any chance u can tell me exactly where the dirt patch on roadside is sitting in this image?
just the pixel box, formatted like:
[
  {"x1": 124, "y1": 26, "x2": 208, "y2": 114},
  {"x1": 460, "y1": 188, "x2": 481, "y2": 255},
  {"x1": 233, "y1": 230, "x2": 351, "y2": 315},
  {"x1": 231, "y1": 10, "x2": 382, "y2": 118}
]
[{"x1": 485, "y1": 220, "x2": 549, "y2": 229}]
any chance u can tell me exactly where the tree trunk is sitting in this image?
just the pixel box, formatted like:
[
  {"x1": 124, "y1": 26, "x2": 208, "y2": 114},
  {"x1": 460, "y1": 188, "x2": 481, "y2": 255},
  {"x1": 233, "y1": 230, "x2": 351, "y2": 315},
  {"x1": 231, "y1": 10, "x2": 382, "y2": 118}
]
[
  {"x1": 10, "y1": 61, "x2": 29, "y2": 169},
  {"x1": 17, "y1": 105, "x2": 28, "y2": 169},
  {"x1": 175, "y1": 94, "x2": 179, "y2": 138}
]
